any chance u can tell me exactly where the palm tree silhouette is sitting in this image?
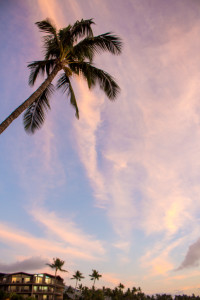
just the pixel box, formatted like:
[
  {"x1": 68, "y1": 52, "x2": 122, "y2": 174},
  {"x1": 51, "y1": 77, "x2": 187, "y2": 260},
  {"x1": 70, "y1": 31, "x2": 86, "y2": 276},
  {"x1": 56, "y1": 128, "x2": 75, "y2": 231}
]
[
  {"x1": 89, "y1": 269, "x2": 102, "y2": 288},
  {"x1": 0, "y1": 18, "x2": 122, "y2": 134},
  {"x1": 71, "y1": 270, "x2": 84, "y2": 299},
  {"x1": 46, "y1": 258, "x2": 67, "y2": 300}
]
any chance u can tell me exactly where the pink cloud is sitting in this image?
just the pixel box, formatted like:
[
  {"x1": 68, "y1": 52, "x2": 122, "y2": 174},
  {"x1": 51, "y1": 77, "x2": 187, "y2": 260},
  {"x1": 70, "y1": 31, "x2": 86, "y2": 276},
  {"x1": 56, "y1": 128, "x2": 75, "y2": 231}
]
[
  {"x1": 0, "y1": 222, "x2": 103, "y2": 261},
  {"x1": 30, "y1": 206, "x2": 105, "y2": 256}
]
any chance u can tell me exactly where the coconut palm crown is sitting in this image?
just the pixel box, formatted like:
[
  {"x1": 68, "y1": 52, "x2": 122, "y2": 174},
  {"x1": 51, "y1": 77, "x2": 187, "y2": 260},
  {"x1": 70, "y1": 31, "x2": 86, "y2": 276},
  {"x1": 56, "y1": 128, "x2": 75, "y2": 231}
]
[
  {"x1": 71, "y1": 270, "x2": 85, "y2": 288},
  {"x1": 89, "y1": 269, "x2": 102, "y2": 288},
  {"x1": 0, "y1": 18, "x2": 122, "y2": 134},
  {"x1": 46, "y1": 257, "x2": 68, "y2": 276}
]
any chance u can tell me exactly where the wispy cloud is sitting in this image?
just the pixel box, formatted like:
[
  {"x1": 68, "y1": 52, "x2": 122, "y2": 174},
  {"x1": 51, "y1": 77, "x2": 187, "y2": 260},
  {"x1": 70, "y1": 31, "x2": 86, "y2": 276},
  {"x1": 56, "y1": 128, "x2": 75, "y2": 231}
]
[
  {"x1": 73, "y1": 79, "x2": 107, "y2": 205},
  {"x1": 30, "y1": 206, "x2": 105, "y2": 257},
  {"x1": 0, "y1": 220, "x2": 104, "y2": 262}
]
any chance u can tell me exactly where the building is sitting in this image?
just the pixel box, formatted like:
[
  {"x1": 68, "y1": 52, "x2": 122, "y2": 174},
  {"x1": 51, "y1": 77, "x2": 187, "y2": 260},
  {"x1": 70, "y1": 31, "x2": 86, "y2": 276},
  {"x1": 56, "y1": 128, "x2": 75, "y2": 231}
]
[{"x1": 0, "y1": 272, "x2": 65, "y2": 300}]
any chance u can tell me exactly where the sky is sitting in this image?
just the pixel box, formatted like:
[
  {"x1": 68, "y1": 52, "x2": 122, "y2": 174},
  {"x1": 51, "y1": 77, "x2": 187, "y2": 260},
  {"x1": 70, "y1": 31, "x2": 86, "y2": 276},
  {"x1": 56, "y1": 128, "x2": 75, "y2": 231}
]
[{"x1": 1, "y1": 0, "x2": 200, "y2": 295}]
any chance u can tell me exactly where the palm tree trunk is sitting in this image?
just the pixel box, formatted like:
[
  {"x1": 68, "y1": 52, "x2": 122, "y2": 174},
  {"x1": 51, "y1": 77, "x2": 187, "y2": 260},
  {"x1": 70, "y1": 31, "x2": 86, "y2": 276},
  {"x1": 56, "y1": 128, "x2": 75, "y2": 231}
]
[
  {"x1": 54, "y1": 269, "x2": 57, "y2": 300},
  {"x1": 0, "y1": 63, "x2": 62, "y2": 135},
  {"x1": 74, "y1": 280, "x2": 78, "y2": 300}
]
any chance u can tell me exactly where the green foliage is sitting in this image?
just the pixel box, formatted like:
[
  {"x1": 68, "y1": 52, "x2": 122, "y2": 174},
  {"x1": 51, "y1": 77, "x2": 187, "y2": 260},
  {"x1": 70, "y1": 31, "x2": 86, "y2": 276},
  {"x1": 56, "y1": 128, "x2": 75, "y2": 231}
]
[
  {"x1": 0, "y1": 290, "x2": 9, "y2": 300},
  {"x1": 71, "y1": 270, "x2": 85, "y2": 283},
  {"x1": 10, "y1": 294, "x2": 24, "y2": 300},
  {"x1": 23, "y1": 83, "x2": 54, "y2": 133},
  {"x1": 46, "y1": 257, "x2": 68, "y2": 273},
  {"x1": 2, "y1": 285, "x2": 200, "y2": 300},
  {"x1": 23, "y1": 17, "x2": 122, "y2": 133}
]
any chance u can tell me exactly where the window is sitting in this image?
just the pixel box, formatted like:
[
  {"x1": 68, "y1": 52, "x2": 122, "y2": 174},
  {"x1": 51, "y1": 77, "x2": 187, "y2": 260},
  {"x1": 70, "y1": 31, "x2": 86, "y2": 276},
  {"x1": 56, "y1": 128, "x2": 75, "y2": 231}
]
[
  {"x1": 43, "y1": 295, "x2": 47, "y2": 300},
  {"x1": 12, "y1": 275, "x2": 21, "y2": 283},
  {"x1": 33, "y1": 286, "x2": 38, "y2": 292},
  {"x1": 24, "y1": 277, "x2": 31, "y2": 283},
  {"x1": 34, "y1": 274, "x2": 43, "y2": 284},
  {"x1": 45, "y1": 276, "x2": 52, "y2": 284}
]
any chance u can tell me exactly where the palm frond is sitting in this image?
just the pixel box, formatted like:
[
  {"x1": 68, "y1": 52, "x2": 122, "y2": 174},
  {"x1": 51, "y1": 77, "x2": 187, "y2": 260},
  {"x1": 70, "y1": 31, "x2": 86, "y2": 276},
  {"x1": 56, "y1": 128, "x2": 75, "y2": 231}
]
[
  {"x1": 28, "y1": 59, "x2": 56, "y2": 86},
  {"x1": 71, "y1": 39, "x2": 94, "y2": 62},
  {"x1": 94, "y1": 32, "x2": 122, "y2": 54},
  {"x1": 58, "y1": 25, "x2": 73, "y2": 50},
  {"x1": 43, "y1": 36, "x2": 61, "y2": 60},
  {"x1": 35, "y1": 18, "x2": 57, "y2": 36},
  {"x1": 36, "y1": 19, "x2": 61, "y2": 59},
  {"x1": 58, "y1": 19, "x2": 94, "y2": 60},
  {"x1": 46, "y1": 263, "x2": 54, "y2": 268},
  {"x1": 23, "y1": 84, "x2": 54, "y2": 133},
  {"x1": 71, "y1": 19, "x2": 94, "y2": 41},
  {"x1": 72, "y1": 33, "x2": 122, "y2": 60},
  {"x1": 57, "y1": 73, "x2": 79, "y2": 118},
  {"x1": 70, "y1": 62, "x2": 120, "y2": 99}
]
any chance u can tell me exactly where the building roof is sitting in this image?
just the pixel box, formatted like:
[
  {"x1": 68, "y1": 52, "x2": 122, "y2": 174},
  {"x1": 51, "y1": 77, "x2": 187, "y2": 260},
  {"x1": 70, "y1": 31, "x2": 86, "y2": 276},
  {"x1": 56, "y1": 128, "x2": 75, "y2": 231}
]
[{"x1": 0, "y1": 272, "x2": 63, "y2": 280}]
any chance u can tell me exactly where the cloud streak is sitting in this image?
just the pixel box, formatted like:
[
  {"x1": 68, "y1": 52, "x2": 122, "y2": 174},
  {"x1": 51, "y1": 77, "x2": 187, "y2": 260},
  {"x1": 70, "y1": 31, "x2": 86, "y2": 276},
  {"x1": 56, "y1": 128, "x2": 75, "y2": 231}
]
[
  {"x1": 30, "y1": 206, "x2": 105, "y2": 257},
  {"x1": 0, "y1": 219, "x2": 104, "y2": 262}
]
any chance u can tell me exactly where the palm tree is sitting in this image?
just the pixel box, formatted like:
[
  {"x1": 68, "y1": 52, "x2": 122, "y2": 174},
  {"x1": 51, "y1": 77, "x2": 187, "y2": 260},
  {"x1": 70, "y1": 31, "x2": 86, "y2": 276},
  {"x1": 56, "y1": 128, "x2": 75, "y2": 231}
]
[
  {"x1": 0, "y1": 18, "x2": 122, "y2": 135},
  {"x1": 89, "y1": 269, "x2": 102, "y2": 288},
  {"x1": 118, "y1": 282, "x2": 125, "y2": 293},
  {"x1": 71, "y1": 270, "x2": 84, "y2": 299},
  {"x1": 46, "y1": 258, "x2": 67, "y2": 300}
]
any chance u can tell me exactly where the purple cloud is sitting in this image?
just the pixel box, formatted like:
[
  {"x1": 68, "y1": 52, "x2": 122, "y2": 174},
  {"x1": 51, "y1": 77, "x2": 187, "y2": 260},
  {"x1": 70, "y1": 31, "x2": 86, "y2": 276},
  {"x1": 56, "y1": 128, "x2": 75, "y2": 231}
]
[
  {"x1": 0, "y1": 257, "x2": 47, "y2": 273},
  {"x1": 177, "y1": 238, "x2": 200, "y2": 270}
]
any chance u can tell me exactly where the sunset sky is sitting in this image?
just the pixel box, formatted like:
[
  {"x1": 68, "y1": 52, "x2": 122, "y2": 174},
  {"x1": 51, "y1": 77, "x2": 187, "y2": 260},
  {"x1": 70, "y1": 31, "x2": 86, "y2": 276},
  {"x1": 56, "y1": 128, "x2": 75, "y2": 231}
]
[{"x1": 1, "y1": 0, "x2": 200, "y2": 295}]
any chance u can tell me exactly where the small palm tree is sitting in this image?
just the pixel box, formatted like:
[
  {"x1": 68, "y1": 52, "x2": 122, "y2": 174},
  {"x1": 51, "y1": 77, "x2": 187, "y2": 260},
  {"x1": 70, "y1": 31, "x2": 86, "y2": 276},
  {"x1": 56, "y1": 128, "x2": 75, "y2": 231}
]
[
  {"x1": 118, "y1": 282, "x2": 125, "y2": 290},
  {"x1": 0, "y1": 18, "x2": 122, "y2": 135},
  {"x1": 118, "y1": 283, "x2": 125, "y2": 296},
  {"x1": 71, "y1": 270, "x2": 84, "y2": 299},
  {"x1": 46, "y1": 258, "x2": 67, "y2": 300},
  {"x1": 89, "y1": 269, "x2": 102, "y2": 288},
  {"x1": 71, "y1": 270, "x2": 84, "y2": 290}
]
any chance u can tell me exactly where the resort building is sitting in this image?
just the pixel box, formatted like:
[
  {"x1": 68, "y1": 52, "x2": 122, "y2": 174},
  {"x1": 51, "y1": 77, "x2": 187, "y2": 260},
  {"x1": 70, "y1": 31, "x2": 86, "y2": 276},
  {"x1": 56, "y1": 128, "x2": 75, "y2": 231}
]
[{"x1": 0, "y1": 272, "x2": 65, "y2": 300}]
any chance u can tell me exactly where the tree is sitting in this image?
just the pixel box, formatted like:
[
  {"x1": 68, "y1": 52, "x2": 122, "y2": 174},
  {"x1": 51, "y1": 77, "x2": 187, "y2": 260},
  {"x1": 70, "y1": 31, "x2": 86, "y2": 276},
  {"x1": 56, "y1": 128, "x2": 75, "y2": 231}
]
[
  {"x1": 0, "y1": 18, "x2": 122, "y2": 135},
  {"x1": 89, "y1": 269, "x2": 102, "y2": 288},
  {"x1": 118, "y1": 282, "x2": 125, "y2": 290},
  {"x1": 71, "y1": 270, "x2": 84, "y2": 299},
  {"x1": 46, "y1": 258, "x2": 67, "y2": 300},
  {"x1": 118, "y1": 283, "x2": 125, "y2": 295}
]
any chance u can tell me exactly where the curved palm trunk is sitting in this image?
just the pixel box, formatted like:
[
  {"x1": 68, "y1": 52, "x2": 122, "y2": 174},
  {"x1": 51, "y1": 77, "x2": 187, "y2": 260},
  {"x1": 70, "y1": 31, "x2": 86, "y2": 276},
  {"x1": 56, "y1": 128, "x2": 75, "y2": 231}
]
[
  {"x1": 74, "y1": 280, "x2": 78, "y2": 300},
  {"x1": 0, "y1": 64, "x2": 62, "y2": 135}
]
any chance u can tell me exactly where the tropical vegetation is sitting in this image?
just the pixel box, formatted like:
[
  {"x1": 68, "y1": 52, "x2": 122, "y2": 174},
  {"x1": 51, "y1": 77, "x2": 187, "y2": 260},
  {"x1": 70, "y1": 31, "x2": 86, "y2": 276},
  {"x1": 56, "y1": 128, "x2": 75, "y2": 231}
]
[
  {"x1": 0, "y1": 18, "x2": 122, "y2": 135},
  {"x1": 63, "y1": 285, "x2": 200, "y2": 300}
]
